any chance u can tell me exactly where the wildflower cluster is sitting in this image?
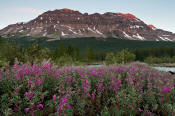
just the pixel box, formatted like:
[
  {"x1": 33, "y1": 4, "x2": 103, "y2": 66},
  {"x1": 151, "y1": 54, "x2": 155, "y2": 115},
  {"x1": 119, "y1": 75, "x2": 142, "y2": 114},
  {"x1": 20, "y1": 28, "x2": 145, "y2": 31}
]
[{"x1": 0, "y1": 61, "x2": 174, "y2": 115}]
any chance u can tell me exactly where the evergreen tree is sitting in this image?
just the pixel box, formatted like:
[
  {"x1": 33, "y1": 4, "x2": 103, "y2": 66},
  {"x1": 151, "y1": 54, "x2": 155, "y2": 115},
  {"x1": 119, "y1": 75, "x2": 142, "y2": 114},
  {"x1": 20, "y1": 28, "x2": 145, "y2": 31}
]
[
  {"x1": 85, "y1": 46, "x2": 95, "y2": 62},
  {"x1": 58, "y1": 42, "x2": 66, "y2": 56},
  {"x1": 0, "y1": 36, "x2": 3, "y2": 44}
]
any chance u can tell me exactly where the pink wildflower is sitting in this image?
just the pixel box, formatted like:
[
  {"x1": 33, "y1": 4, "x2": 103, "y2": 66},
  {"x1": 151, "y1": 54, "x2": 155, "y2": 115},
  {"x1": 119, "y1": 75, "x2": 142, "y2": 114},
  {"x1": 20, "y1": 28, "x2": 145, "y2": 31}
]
[
  {"x1": 114, "y1": 80, "x2": 120, "y2": 87},
  {"x1": 91, "y1": 93, "x2": 95, "y2": 100},
  {"x1": 99, "y1": 73, "x2": 103, "y2": 77},
  {"x1": 13, "y1": 106, "x2": 18, "y2": 112},
  {"x1": 98, "y1": 84, "x2": 103, "y2": 89},
  {"x1": 15, "y1": 89, "x2": 20, "y2": 93},
  {"x1": 90, "y1": 70, "x2": 97, "y2": 76},
  {"x1": 53, "y1": 94, "x2": 56, "y2": 102},
  {"x1": 24, "y1": 66, "x2": 30, "y2": 75},
  {"x1": 37, "y1": 104, "x2": 43, "y2": 109},
  {"x1": 35, "y1": 80, "x2": 43, "y2": 86},
  {"x1": 86, "y1": 79, "x2": 89, "y2": 83},
  {"x1": 62, "y1": 97, "x2": 68, "y2": 104},
  {"x1": 160, "y1": 97, "x2": 164, "y2": 102},
  {"x1": 25, "y1": 108, "x2": 30, "y2": 113},
  {"x1": 16, "y1": 70, "x2": 24, "y2": 80},
  {"x1": 147, "y1": 83, "x2": 152, "y2": 88},
  {"x1": 54, "y1": 72, "x2": 59, "y2": 78},
  {"x1": 44, "y1": 63, "x2": 51, "y2": 70},
  {"x1": 138, "y1": 108, "x2": 142, "y2": 112},
  {"x1": 66, "y1": 105, "x2": 71, "y2": 109},
  {"x1": 87, "y1": 93, "x2": 91, "y2": 97},
  {"x1": 31, "y1": 65, "x2": 38, "y2": 72},
  {"x1": 13, "y1": 64, "x2": 20, "y2": 69},
  {"x1": 162, "y1": 87, "x2": 171, "y2": 93},
  {"x1": 24, "y1": 91, "x2": 35, "y2": 99},
  {"x1": 81, "y1": 74, "x2": 85, "y2": 78},
  {"x1": 147, "y1": 111, "x2": 152, "y2": 115}
]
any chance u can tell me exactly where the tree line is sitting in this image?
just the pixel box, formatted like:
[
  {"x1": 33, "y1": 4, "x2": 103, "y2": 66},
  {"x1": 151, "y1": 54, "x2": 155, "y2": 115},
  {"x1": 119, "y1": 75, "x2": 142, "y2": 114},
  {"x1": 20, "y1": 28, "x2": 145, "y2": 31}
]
[{"x1": 1, "y1": 36, "x2": 175, "y2": 66}]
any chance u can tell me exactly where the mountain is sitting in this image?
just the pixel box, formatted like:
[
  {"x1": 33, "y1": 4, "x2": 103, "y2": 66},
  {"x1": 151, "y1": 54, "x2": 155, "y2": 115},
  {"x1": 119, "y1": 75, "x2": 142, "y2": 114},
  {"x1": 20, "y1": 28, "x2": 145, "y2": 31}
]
[{"x1": 0, "y1": 8, "x2": 175, "y2": 41}]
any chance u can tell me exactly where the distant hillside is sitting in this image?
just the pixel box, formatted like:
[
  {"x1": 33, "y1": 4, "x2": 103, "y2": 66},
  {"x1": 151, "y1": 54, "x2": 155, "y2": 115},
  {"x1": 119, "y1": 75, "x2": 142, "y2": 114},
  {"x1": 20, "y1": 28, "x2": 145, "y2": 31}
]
[
  {"x1": 3, "y1": 37, "x2": 175, "y2": 53},
  {"x1": 1, "y1": 8, "x2": 175, "y2": 41}
]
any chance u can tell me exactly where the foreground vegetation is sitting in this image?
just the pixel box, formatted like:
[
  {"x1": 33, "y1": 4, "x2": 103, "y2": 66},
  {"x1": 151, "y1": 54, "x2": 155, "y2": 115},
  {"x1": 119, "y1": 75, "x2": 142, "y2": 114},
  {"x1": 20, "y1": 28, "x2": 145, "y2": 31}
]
[
  {"x1": 0, "y1": 61, "x2": 174, "y2": 116},
  {"x1": 0, "y1": 36, "x2": 175, "y2": 116}
]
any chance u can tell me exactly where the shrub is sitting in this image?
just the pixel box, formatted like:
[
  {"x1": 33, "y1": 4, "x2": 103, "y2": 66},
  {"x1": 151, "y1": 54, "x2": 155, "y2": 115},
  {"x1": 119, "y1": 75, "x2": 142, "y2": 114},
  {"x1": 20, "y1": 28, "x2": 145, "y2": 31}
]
[
  {"x1": 105, "y1": 49, "x2": 135, "y2": 65},
  {"x1": 54, "y1": 55, "x2": 74, "y2": 66}
]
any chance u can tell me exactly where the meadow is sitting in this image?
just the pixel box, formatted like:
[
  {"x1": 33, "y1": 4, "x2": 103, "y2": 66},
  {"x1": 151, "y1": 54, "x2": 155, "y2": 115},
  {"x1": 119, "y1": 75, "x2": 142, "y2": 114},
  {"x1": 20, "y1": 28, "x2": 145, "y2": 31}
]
[{"x1": 0, "y1": 61, "x2": 174, "y2": 116}]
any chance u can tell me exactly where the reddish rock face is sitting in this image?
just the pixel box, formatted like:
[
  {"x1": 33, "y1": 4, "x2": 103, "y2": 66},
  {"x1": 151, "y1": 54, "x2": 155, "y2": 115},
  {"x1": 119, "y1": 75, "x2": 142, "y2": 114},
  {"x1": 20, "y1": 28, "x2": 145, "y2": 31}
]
[
  {"x1": 62, "y1": 8, "x2": 74, "y2": 12},
  {"x1": 118, "y1": 13, "x2": 136, "y2": 19},
  {"x1": 148, "y1": 25, "x2": 156, "y2": 29},
  {"x1": 0, "y1": 9, "x2": 175, "y2": 41}
]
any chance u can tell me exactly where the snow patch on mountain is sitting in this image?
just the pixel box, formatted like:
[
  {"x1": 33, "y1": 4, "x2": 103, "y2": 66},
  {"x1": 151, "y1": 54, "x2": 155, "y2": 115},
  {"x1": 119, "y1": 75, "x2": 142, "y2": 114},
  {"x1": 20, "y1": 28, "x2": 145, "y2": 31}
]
[
  {"x1": 88, "y1": 27, "x2": 96, "y2": 33},
  {"x1": 43, "y1": 32, "x2": 47, "y2": 36},
  {"x1": 61, "y1": 31, "x2": 68, "y2": 36},
  {"x1": 123, "y1": 32, "x2": 133, "y2": 39},
  {"x1": 133, "y1": 34, "x2": 145, "y2": 40},
  {"x1": 164, "y1": 37, "x2": 173, "y2": 41},
  {"x1": 162, "y1": 35, "x2": 171, "y2": 37},
  {"x1": 47, "y1": 38, "x2": 60, "y2": 41},
  {"x1": 19, "y1": 30, "x2": 23, "y2": 33},
  {"x1": 159, "y1": 36, "x2": 167, "y2": 41},
  {"x1": 96, "y1": 30, "x2": 103, "y2": 35},
  {"x1": 69, "y1": 29, "x2": 79, "y2": 34},
  {"x1": 130, "y1": 25, "x2": 143, "y2": 29}
]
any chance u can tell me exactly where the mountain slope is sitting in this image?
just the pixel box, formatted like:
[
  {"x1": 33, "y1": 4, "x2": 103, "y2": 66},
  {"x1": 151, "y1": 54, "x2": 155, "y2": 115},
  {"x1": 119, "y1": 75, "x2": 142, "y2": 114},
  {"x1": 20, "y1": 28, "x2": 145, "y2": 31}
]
[{"x1": 0, "y1": 8, "x2": 175, "y2": 41}]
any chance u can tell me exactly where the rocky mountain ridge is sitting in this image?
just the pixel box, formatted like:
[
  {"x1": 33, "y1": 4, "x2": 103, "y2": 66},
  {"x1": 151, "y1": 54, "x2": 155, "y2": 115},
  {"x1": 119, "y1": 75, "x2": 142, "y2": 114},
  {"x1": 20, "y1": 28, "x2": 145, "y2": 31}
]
[{"x1": 0, "y1": 8, "x2": 175, "y2": 41}]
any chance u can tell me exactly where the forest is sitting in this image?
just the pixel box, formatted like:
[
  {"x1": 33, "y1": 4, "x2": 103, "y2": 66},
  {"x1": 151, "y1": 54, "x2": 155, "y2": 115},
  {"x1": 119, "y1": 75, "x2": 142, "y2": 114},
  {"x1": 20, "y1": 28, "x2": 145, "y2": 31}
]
[{"x1": 1, "y1": 36, "x2": 175, "y2": 66}]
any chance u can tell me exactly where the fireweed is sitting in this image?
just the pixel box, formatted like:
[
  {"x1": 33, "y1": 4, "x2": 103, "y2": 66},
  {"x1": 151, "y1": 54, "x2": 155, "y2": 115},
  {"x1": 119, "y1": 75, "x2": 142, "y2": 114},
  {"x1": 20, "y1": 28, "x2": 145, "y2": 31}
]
[{"x1": 0, "y1": 61, "x2": 174, "y2": 116}]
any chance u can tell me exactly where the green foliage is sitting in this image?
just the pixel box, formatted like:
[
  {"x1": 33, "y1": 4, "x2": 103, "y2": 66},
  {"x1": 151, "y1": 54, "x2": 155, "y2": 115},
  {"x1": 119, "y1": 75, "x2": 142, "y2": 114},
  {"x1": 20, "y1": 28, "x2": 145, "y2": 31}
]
[
  {"x1": 105, "y1": 49, "x2": 135, "y2": 65},
  {"x1": 26, "y1": 42, "x2": 41, "y2": 63},
  {"x1": 3, "y1": 36, "x2": 175, "y2": 53},
  {"x1": 144, "y1": 56, "x2": 175, "y2": 64},
  {"x1": 85, "y1": 46, "x2": 95, "y2": 62},
  {"x1": 105, "y1": 52, "x2": 116, "y2": 65},
  {"x1": 54, "y1": 55, "x2": 74, "y2": 66},
  {"x1": 0, "y1": 57, "x2": 7, "y2": 67},
  {"x1": 0, "y1": 36, "x2": 3, "y2": 44},
  {"x1": 1, "y1": 36, "x2": 175, "y2": 65},
  {"x1": 132, "y1": 47, "x2": 175, "y2": 61},
  {"x1": 116, "y1": 49, "x2": 136, "y2": 64},
  {"x1": 0, "y1": 42, "x2": 23, "y2": 65},
  {"x1": 51, "y1": 43, "x2": 81, "y2": 66}
]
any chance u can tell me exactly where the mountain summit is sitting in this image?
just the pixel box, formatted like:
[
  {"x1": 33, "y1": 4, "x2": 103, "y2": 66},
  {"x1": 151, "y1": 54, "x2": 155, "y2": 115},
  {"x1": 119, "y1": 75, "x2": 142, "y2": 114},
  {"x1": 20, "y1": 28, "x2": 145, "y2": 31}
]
[{"x1": 0, "y1": 8, "x2": 175, "y2": 41}]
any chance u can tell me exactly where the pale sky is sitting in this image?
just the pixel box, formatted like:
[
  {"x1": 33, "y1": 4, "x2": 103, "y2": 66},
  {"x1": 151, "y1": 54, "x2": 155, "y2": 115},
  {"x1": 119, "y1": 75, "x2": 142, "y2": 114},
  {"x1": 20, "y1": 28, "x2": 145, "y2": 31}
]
[{"x1": 0, "y1": 0, "x2": 175, "y2": 33}]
